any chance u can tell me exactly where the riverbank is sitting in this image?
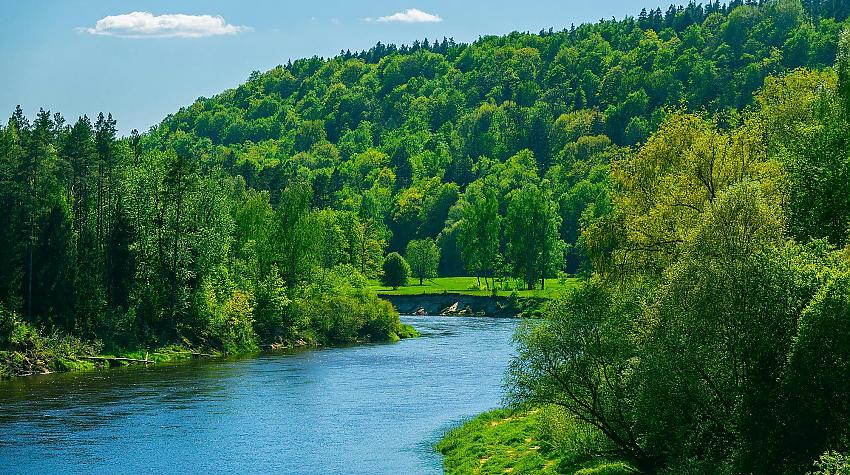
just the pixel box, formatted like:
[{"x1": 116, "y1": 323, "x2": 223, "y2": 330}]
[
  {"x1": 0, "y1": 317, "x2": 418, "y2": 379},
  {"x1": 370, "y1": 276, "x2": 580, "y2": 298},
  {"x1": 0, "y1": 341, "x2": 224, "y2": 379},
  {"x1": 379, "y1": 293, "x2": 546, "y2": 318},
  {"x1": 437, "y1": 407, "x2": 634, "y2": 475}
]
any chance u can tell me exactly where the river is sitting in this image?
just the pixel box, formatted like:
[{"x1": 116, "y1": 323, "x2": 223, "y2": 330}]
[{"x1": 0, "y1": 315, "x2": 518, "y2": 474}]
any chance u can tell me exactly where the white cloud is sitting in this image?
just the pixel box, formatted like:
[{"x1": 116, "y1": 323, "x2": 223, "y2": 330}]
[
  {"x1": 80, "y1": 11, "x2": 245, "y2": 38},
  {"x1": 376, "y1": 8, "x2": 442, "y2": 23}
]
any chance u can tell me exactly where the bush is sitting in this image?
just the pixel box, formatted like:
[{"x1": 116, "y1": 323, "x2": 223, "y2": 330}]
[
  {"x1": 0, "y1": 305, "x2": 39, "y2": 351},
  {"x1": 252, "y1": 269, "x2": 296, "y2": 343},
  {"x1": 298, "y1": 290, "x2": 404, "y2": 344},
  {"x1": 208, "y1": 290, "x2": 258, "y2": 354},
  {"x1": 1, "y1": 304, "x2": 100, "y2": 377}
]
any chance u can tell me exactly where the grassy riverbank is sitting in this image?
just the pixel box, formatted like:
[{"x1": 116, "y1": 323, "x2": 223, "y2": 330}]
[
  {"x1": 437, "y1": 407, "x2": 633, "y2": 475},
  {"x1": 369, "y1": 277, "x2": 581, "y2": 299}
]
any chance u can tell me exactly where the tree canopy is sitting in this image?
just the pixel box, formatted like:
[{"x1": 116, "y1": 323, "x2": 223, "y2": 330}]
[
  {"x1": 144, "y1": 0, "x2": 848, "y2": 284},
  {"x1": 508, "y1": 12, "x2": 850, "y2": 474}
]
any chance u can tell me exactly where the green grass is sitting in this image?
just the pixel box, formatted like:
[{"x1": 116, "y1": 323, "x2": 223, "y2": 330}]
[
  {"x1": 370, "y1": 276, "x2": 580, "y2": 299},
  {"x1": 436, "y1": 407, "x2": 634, "y2": 475}
]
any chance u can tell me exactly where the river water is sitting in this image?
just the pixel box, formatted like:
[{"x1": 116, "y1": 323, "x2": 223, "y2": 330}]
[{"x1": 0, "y1": 315, "x2": 518, "y2": 474}]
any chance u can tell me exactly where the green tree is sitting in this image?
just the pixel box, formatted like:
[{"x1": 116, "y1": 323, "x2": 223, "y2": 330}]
[
  {"x1": 456, "y1": 181, "x2": 501, "y2": 289},
  {"x1": 508, "y1": 280, "x2": 655, "y2": 471},
  {"x1": 783, "y1": 271, "x2": 850, "y2": 473},
  {"x1": 381, "y1": 252, "x2": 410, "y2": 290},
  {"x1": 405, "y1": 239, "x2": 440, "y2": 285},
  {"x1": 505, "y1": 182, "x2": 564, "y2": 290}
]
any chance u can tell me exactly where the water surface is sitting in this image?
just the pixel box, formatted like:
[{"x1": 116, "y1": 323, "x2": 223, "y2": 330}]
[{"x1": 0, "y1": 316, "x2": 517, "y2": 474}]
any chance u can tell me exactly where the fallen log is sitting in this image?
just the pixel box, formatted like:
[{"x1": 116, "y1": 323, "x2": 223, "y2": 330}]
[
  {"x1": 18, "y1": 370, "x2": 52, "y2": 377},
  {"x1": 79, "y1": 356, "x2": 153, "y2": 364}
]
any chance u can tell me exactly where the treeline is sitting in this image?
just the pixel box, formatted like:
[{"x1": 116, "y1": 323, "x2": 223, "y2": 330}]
[
  {"x1": 508, "y1": 36, "x2": 850, "y2": 475},
  {"x1": 149, "y1": 0, "x2": 847, "y2": 286},
  {"x1": 0, "y1": 109, "x2": 414, "y2": 367}
]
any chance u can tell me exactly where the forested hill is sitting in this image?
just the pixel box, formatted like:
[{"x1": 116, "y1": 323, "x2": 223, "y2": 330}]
[{"x1": 147, "y1": 0, "x2": 847, "y2": 277}]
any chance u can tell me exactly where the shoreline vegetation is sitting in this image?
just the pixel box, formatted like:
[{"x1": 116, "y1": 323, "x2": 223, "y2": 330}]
[
  {"x1": 0, "y1": 295, "x2": 419, "y2": 379},
  {"x1": 0, "y1": 275, "x2": 564, "y2": 379},
  {"x1": 1, "y1": 273, "x2": 564, "y2": 379},
  {"x1": 0, "y1": 321, "x2": 419, "y2": 380}
]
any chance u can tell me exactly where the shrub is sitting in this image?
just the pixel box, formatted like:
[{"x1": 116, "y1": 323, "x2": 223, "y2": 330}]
[
  {"x1": 1, "y1": 304, "x2": 100, "y2": 377},
  {"x1": 297, "y1": 290, "x2": 406, "y2": 344},
  {"x1": 252, "y1": 269, "x2": 296, "y2": 343},
  {"x1": 0, "y1": 305, "x2": 39, "y2": 351},
  {"x1": 209, "y1": 290, "x2": 258, "y2": 354}
]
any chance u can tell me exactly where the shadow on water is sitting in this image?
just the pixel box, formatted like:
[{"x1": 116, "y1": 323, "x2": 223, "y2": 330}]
[{"x1": 0, "y1": 315, "x2": 518, "y2": 474}]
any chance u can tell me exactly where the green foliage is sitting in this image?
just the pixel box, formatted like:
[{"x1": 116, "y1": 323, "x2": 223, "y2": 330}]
[
  {"x1": 505, "y1": 181, "x2": 565, "y2": 290},
  {"x1": 785, "y1": 86, "x2": 850, "y2": 247},
  {"x1": 3, "y1": 13, "x2": 850, "y2": 475},
  {"x1": 380, "y1": 252, "x2": 410, "y2": 290},
  {"x1": 0, "y1": 103, "x2": 413, "y2": 371},
  {"x1": 508, "y1": 280, "x2": 651, "y2": 469},
  {"x1": 509, "y1": 25, "x2": 850, "y2": 475},
  {"x1": 137, "y1": 0, "x2": 847, "y2": 284},
  {"x1": 296, "y1": 288, "x2": 407, "y2": 344},
  {"x1": 783, "y1": 270, "x2": 850, "y2": 472},
  {"x1": 252, "y1": 269, "x2": 297, "y2": 343},
  {"x1": 0, "y1": 304, "x2": 38, "y2": 351},
  {"x1": 0, "y1": 304, "x2": 100, "y2": 377},
  {"x1": 454, "y1": 180, "x2": 501, "y2": 286},
  {"x1": 405, "y1": 238, "x2": 440, "y2": 285},
  {"x1": 809, "y1": 452, "x2": 850, "y2": 475},
  {"x1": 208, "y1": 290, "x2": 258, "y2": 355}
]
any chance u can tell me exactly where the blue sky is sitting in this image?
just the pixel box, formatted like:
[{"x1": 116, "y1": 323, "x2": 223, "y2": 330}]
[{"x1": 1, "y1": 1, "x2": 684, "y2": 135}]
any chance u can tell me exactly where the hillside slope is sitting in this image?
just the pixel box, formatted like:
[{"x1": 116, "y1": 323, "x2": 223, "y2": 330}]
[{"x1": 147, "y1": 0, "x2": 847, "y2": 278}]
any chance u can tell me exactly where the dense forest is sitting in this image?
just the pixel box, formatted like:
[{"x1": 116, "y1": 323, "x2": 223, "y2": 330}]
[
  {"x1": 502, "y1": 5, "x2": 850, "y2": 475},
  {"x1": 1, "y1": 1, "x2": 850, "y2": 470},
  {"x1": 0, "y1": 107, "x2": 416, "y2": 375},
  {"x1": 145, "y1": 0, "x2": 849, "y2": 286}
]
